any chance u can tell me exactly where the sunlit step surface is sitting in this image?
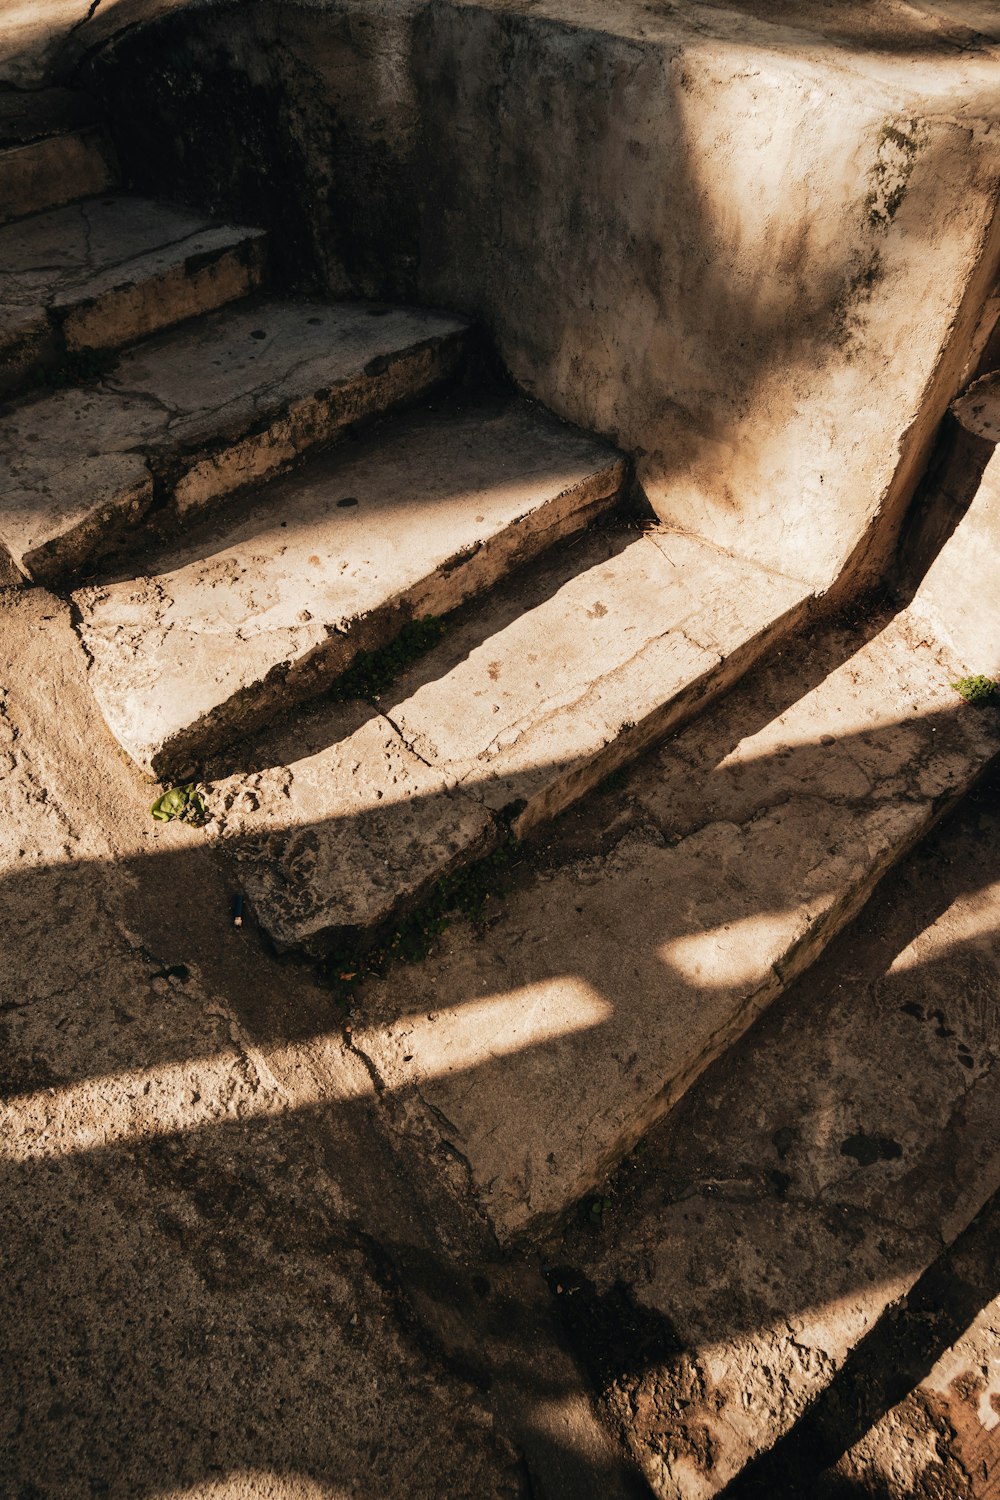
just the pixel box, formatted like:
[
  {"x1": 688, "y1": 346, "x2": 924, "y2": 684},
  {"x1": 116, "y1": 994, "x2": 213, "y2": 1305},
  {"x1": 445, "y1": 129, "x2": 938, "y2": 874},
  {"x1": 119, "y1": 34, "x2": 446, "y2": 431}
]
[
  {"x1": 208, "y1": 526, "x2": 809, "y2": 953},
  {"x1": 0, "y1": 194, "x2": 267, "y2": 396},
  {"x1": 76, "y1": 397, "x2": 626, "y2": 778},
  {"x1": 348, "y1": 450, "x2": 1000, "y2": 1244},
  {"x1": 0, "y1": 298, "x2": 471, "y2": 586}
]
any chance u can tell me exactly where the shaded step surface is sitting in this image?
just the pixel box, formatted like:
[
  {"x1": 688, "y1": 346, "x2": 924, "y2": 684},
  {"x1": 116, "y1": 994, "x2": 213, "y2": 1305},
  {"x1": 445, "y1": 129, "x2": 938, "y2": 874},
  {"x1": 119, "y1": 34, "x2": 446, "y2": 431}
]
[
  {"x1": 0, "y1": 299, "x2": 471, "y2": 585},
  {"x1": 76, "y1": 397, "x2": 626, "y2": 778},
  {"x1": 0, "y1": 194, "x2": 267, "y2": 395},
  {"x1": 331, "y1": 447, "x2": 1000, "y2": 1245},
  {"x1": 549, "y1": 767, "x2": 1000, "y2": 1500},
  {"x1": 0, "y1": 127, "x2": 117, "y2": 225},
  {"x1": 0, "y1": 89, "x2": 101, "y2": 148},
  {"x1": 207, "y1": 526, "x2": 808, "y2": 952}
]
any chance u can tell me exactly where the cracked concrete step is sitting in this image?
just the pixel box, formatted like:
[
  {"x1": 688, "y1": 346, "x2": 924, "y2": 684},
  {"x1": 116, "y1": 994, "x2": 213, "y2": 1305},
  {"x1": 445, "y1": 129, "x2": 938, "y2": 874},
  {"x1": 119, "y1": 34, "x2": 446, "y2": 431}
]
[
  {"x1": 75, "y1": 396, "x2": 626, "y2": 779},
  {"x1": 342, "y1": 445, "x2": 1000, "y2": 1247},
  {"x1": 206, "y1": 527, "x2": 810, "y2": 954},
  {"x1": 0, "y1": 126, "x2": 117, "y2": 226},
  {"x1": 0, "y1": 298, "x2": 472, "y2": 586},
  {"x1": 0, "y1": 194, "x2": 268, "y2": 397},
  {"x1": 552, "y1": 782, "x2": 1000, "y2": 1500}
]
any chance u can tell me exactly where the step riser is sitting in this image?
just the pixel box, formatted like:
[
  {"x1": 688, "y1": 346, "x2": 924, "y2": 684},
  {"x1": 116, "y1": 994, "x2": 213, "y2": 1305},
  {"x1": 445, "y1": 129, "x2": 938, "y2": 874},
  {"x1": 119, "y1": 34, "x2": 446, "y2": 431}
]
[
  {"x1": 0, "y1": 235, "x2": 268, "y2": 402},
  {"x1": 0, "y1": 130, "x2": 118, "y2": 224},
  {"x1": 148, "y1": 472, "x2": 624, "y2": 782},
  {"x1": 163, "y1": 330, "x2": 473, "y2": 522},
  {"x1": 59, "y1": 234, "x2": 269, "y2": 355}
]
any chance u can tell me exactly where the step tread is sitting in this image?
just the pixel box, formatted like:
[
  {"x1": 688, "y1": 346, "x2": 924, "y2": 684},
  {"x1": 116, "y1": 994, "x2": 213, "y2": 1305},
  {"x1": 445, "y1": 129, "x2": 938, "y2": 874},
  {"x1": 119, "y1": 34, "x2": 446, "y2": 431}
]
[
  {"x1": 0, "y1": 127, "x2": 117, "y2": 224},
  {"x1": 206, "y1": 529, "x2": 808, "y2": 951},
  {"x1": 0, "y1": 193, "x2": 264, "y2": 314},
  {"x1": 0, "y1": 88, "x2": 101, "y2": 148},
  {"x1": 0, "y1": 194, "x2": 266, "y2": 378},
  {"x1": 75, "y1": 396, "x2": 626, "y2": 776},
  {"x1": 0, "y1": 298, "x2": 471, "y2": 583}
]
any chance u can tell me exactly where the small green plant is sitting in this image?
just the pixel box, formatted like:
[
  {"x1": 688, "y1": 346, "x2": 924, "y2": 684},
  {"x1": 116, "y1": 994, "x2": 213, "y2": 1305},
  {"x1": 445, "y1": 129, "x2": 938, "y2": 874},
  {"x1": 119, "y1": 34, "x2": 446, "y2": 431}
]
[
  {"x1": 952, "y1": 675, "x2": 997, "y2": 706},
  {"x1": 331, "y1": 616, "x2": 448, "y2": 703},
  {"x1": 150, "y1": 783, "x2": 208, "y2": 824}
]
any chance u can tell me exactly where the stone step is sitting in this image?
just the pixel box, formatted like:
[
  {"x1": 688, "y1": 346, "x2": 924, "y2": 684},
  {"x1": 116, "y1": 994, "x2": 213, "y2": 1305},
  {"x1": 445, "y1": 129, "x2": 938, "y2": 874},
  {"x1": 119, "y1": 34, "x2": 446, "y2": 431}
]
[
  {"x1": 335, "y1": 446, "x2": 1000, "y2": 1247},
  {"x1": 0, "y1": 194, "x2": 268, "y2": 397},
  {"x1": 206, "y1": 526, "x2": 810, "y2": 954},
  {"x1": 0, "y1": 126, "x2": 117, "y2": 225},
  {"x1": 75, "y1": 396, "x2": 627, "y2": 779},
  {"x1": 548, "y1": 768, "x2": 1000, "y2": 1500},
  {"x1": 0, "y1": 298, "x2": 472, "y2": 587}
]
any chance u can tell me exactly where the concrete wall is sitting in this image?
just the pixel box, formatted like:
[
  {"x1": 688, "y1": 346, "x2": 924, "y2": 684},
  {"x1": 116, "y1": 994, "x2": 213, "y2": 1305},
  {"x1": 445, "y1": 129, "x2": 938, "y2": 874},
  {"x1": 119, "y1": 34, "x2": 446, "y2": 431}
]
[{"x1": 62, "y1": 0, "x2": 1000, "y2": 595}]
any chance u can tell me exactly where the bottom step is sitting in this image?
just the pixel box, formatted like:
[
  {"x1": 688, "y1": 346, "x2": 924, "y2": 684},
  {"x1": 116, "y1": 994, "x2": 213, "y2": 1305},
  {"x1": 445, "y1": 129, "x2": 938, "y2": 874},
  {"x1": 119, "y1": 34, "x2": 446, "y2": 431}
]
[{"x1": 208, "y1": 527, "x2": 809, "y2": 951}]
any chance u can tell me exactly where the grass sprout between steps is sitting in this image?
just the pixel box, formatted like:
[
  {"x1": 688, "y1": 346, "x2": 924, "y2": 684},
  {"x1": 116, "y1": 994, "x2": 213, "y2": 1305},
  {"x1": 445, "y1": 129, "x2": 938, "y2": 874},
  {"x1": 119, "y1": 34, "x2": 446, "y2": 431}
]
[{"x1": 952, "y1": 674, "x2": 997, "y2": 705}]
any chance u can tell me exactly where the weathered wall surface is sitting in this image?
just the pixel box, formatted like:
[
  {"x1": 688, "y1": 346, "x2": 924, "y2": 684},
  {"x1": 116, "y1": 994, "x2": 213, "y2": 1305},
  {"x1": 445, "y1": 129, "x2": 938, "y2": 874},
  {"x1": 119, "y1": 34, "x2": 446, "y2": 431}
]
[{"x1": 43, "y1": 0, "x2": 1000, "y2": 594}]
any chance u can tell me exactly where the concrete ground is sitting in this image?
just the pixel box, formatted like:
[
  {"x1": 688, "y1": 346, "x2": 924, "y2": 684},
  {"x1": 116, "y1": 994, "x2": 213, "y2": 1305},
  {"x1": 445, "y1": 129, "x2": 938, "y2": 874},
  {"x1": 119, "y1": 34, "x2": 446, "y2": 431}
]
[
  {"x1": 0, "y1": 586, "x2": 644, "y2": 1500},
  {"x1": 4, "y1": 569, "x2": 1000, "y2": 1498}
]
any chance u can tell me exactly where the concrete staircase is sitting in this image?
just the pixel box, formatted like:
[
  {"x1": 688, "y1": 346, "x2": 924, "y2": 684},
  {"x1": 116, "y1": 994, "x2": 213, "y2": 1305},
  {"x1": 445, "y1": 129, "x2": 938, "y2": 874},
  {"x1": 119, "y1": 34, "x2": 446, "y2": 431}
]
[
  {"x1": 4, "y1": 79, "x2": 1000, "y2": 1500},
  {"x1": 0, "y1": 90, "x2": 816, "y2": 950}
]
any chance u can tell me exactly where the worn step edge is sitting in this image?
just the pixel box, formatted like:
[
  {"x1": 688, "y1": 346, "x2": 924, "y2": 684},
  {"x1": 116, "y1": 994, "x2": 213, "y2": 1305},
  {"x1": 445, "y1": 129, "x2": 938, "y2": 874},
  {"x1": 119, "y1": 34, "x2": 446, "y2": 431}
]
[
  {"x1": 157, "y1": 325, "x2": 475, "y2": 523},
  {"x1": 1, "y1": 223, "x2": 268, "y2": 400},
  {"x1": 81, "y1": 457, "x2": 627, "y2": 781},
  {"x1": 208, "y1": 539, "x2": 811, "y2": 957},
  {"x1": 0, "y1": 128, "x2": 118, "y2": 225},
  {"x1": 6, "y1": 309, "x2": 475, "y2": 588}
]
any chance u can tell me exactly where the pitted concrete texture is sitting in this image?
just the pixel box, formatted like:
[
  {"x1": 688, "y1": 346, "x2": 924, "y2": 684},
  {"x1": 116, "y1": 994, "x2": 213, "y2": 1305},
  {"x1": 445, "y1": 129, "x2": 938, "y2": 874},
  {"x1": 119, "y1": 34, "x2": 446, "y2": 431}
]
[
  {"x1": 203, "y1": 524, "x2": 806, "y2": 951},
  {"x1": 345, "y1": 455, "x2": 1000, "y2": 1243},
  {"x1": 954, "y1": 370, "x2": 1000, "y2": 443},
  {"x1": 822, "y1": 1246, "x2": 1000, "y2": 1498},
  {"x1": 0, "y1": 587, "x2": 638, "y2": 1500},
  {"x1": 551, "y1": 773, "x2": 1000, "y2": 1500},
  {"x1": 0, "y1": 299, "x2": 471, "y2": 583},
  {"x1": 212, "y1": 701, "x2": 497, "y2": 954},
  {"x1": 0, "y1": 195, "x2": 266, "y2": 391},
  {"x1": 79, "y1": 0, "x2": 1000, "y2": 599},
  {"x1": 0, "y1": 128, "x2": 117, "y2": 225},
  {"x1": 74, "y1": 397, "x2": 625, "y2": 778}
]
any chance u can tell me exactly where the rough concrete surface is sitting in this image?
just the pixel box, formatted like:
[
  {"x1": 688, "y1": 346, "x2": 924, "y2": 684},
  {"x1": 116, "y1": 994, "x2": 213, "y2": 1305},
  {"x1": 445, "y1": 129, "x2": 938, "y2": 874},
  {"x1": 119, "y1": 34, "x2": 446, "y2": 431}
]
[
  {"x1": 549, "y1": 767, "x2": 1000, "y2": 1499},
  {"x1": 0, "y1": 586, "x2": 643, "y2": 1500},
  {"x1": 74, "y1": 396, "x2": 624, "y2": 777},
  {"x1": 200, "y1": 521, "x2": 805, "y2": 953},
  {"x1": 0, "y1": 194, "x2": 266, "y2": 388},
  {"x1": 820, "y1": 1210, "x2": 1000, "y2": 1499},
  {"x1": 0, "y1": 299, "x2": 470, "y2": 583},
  {"x1": 0, "y1": 127, "x2": 117, "y2": 225},
  {"x1": 76, "y1": 0, "x2": 1000, "y2": 600}
]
